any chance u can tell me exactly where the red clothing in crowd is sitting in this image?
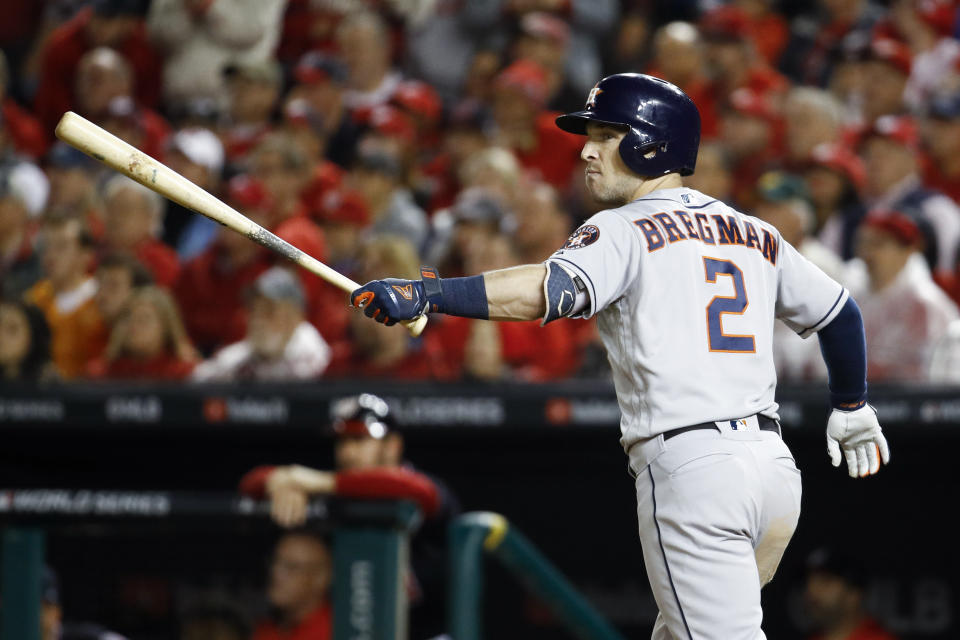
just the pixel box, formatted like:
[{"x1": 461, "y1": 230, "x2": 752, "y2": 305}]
[
  {"x1": 433, "y1": 316, "x2": 580, "y2": 381},
  {"x1": 134, "y1": 108, "x2": 173, "y2": 161},
  {"x1": 239, "y1": 466, "x2": 441, "y2": 517},
  {"x1": 222, "y1": 123, "x2": 273, "y2": 163},
  {"x1": 747, "y1": 13, "x2": 789, "y2": 66},
  {"x1": 33, "y1": 7, "x2": 162, "y2": 135},
  {"x1": 809, "y1": 617, "x2": 897, "y2": 640},
  {"x1": 86, "y1": 354, "x2": 195, "y2": 380},
  {"x1": 174, "y1": 246, "x2": 270, "y2": 354},
  {"x1": 922, "y1": 163, "x2": 960, "y2": 208},
  {"x1": 645, "y1": 69, "x2": 720, "y2": 140},
  {"x1": 2, "y1": 99, "x2": 48, "y2": 159},
  {"x1": 515, "y1": 112, "x2": 584, "y2": 189},
  {"x1": 252, "y1": 604, "x2": 332, "y2": 640},
  {"x1": 134, "y1": 239, "x2": 181, "y2": 288}
]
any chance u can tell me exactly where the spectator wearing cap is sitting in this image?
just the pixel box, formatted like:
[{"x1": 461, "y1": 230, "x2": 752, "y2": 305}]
[
  {"x1": 87, "y1": 285, "x2": 197, "y2": 380},
  {"x1": 147, "y1": 0, "x2": 286, "y2": 111},
  {"x1": 802, "y1": 142, "x2": 868, "y2": 260},
  {"x1": 733, "y1": 0, "x2": 790, "y2": 66},
  {"x1": 0, "y1": 164, "x2": 48, "y2": 299},
  {"x1": 921, "y1": 91, "x2": 960, "y2": 206},
  {"x1": 428, "y1": 186, "x2": 512, "y2": 278},
  {"x1": 309, "y1": 187, "x2": 369, "y2": 275},
  {"x1": 647, "y1": 22, "x2": 720, "y2": 139},
  {"x1": 337, "y1": 12, "x2": 403, "y2": 112},
  {"x1": 74, "y1": 47, "x2": 171, "y2": 160},
  {"x1": 803, "y1": 547, "x2": 897, "y2": 640},
  {"x1": 220, "y1": 59, "x2": 283, "y2": 162},
  {"x1": 719, "y1": 88, "x2": 785, "y2": 208},
  {"x1": 284, "y1": 52, "x2": 359, "y2": 169},
  {"x1": 192, "y1": 266, "x2": 331, "y2": 381},
  {"x1": 419, "y1": 101, "x2": 490, "y2": 214},
  {"x1": 0, "y1": 50, "x2": 46, "y2": 159},
  {"x1": 0, "y1": 299, "x2": 53, "y2": 382},
  {"x1": 44, "y1": 142, "x2": 105, "y2": 240},
  {"x1": 100, "y1": 175, "x2": 180, "y2": 287},
  {"x1": 33, "y1": 0, "x2": 162, "y2": 136},
  {"x1": 859, "y1": 114, "x2": 960, "y2": 276},
  {"x1": 326, "y1": 235, "x2": 448, "y2": 379},
  {"x1": 240, "y1": 392, "x2": 461, "y2": 638},
  {"x1": 512, "y1": 12, "x2": 583, "y2": 113},
  {"x1": 490, "y1": 59, "x2": 582, "y2": 189},
  {"x1": 175, "y1": 174, "x2": 271, "y2": 355},
  {"x1": 163, "y1": 127, "x2": 224, "y2": 257},
  {"x1": 753, "y1": 171, "x2": 845, "y2": 381},
  {"x1": 860, "y1": 38, "x2": 912, "y2": 125},
  {"x1": 349, "y1": 143, "x2": 429, "y2": 254},
  {"x1": 700, "y1": 5, "x2": 789, "y2": 104},
  {"x1": 24, "y1": 213, "x2": 106, "y2": 379},
  {"x1": 780, "y1": 0, "x2": 884, "y2": 87},
  {"x1": 853, "y1": 212, "x2": 958, "y2": 382}
]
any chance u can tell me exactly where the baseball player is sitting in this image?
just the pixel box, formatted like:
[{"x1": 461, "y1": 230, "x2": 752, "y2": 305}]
[{"x1": 350, "y1": 74, "x2": 890, "y2": 639}]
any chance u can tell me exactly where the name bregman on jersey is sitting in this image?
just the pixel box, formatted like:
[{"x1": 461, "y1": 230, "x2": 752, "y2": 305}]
[{"x1": 634, "y1": 211, "x2": 779, "y2": 265}]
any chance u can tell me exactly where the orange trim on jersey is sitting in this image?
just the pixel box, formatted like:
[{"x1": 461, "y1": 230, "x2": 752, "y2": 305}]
[
  {"x1": 652, "y1": 212, "x2": 687, "y2": 243},
  {"x1": 695, "y1": 213, "x2": 716, "y2": 245},
  {"x1": 743, "y1": 221, "x2": 761, "y2": 249},
  {"x1": 702, "y1": 257, "x2": 757, "y2": 354},
  {"x1": 674, "y1": 211, "x2": 700, "y2": 240}
]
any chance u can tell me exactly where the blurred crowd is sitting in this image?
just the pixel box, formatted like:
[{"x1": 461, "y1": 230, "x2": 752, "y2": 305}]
[{"x1": 2, "y1": 0, "x2": 960, "y2": 386}]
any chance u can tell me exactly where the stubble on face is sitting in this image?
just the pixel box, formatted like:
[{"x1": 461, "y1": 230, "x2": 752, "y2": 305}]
[{"x1": 583, "y1": 123, "x2": 642, "y2": 207}]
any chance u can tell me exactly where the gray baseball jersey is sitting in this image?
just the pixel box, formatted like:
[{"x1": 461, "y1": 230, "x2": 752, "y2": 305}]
[{"x1": 548, "y1": 186, "x2": 847, "y2": 451}]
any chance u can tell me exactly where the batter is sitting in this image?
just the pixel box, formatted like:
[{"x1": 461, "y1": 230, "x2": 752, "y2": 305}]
[{"x1": 350, "y1": 73, "x2": 890, "y2": 639}]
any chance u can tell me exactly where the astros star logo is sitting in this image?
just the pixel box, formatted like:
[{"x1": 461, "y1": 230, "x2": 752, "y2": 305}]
[{"x1": 586, "y1": 86, "x2": 603, "y2": 108}]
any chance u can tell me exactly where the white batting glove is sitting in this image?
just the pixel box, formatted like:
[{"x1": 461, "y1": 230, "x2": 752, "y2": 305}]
[{"x1": 826, "y1": 404, "x2": 890, "y2": 478}]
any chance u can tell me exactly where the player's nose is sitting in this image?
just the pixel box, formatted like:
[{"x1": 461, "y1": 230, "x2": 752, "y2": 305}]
[{"x1": 581, "y1": 142, "x2": 598, "y2": 162}]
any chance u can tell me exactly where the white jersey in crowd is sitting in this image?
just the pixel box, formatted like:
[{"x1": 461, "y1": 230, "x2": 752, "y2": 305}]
[{"x1": 548, "y1": 187, "x2": 847, "y2": 450}]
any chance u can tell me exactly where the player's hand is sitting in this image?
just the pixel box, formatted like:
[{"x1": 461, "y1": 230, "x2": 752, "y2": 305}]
[
  {"x1": 265, "y1": 465, "x2": 334, "y2": 528},
  {"x1": 826, "y1": 405, "x2": 890, "y2": 478},
  {"x1": 351, "y1": 278, "x2": 428, "y2": 326}
]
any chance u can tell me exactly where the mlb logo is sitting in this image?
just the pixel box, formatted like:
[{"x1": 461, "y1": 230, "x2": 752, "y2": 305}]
[{"x1": 681, "y1": 194, "x2": 691, "y2": 204}]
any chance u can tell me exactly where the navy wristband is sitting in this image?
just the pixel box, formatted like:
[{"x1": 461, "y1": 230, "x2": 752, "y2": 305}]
[{"x1": 420, "y1": 267, "x2": 489, "y2": 319}]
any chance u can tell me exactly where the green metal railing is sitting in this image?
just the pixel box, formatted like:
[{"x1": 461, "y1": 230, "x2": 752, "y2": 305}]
[{"x1": 449, "y1": 511, "x2": 627, "y2": 640}]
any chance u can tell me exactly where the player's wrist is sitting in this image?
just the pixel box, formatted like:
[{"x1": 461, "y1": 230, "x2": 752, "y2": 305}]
[
  {"x1": 830, "y1": 391, "x2": 867, "y2": 412},
  {"x1": 419, "y1": 267, "x2": 489, "y2": 319}
]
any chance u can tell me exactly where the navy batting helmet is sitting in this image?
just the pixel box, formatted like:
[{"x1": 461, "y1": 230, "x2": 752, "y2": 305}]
[{"x1": 556, "y1": 73, "x2": 701, "y2": 177}]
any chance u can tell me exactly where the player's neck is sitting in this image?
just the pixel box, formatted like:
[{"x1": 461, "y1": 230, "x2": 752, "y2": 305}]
[{"x1": 628, "y1": 173, "x2": 683, "y2": 202}]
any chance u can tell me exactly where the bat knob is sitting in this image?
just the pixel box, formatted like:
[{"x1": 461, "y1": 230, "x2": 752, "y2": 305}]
[{"x1": 405, "y1": 314, "x2": 428, "y2": 337}]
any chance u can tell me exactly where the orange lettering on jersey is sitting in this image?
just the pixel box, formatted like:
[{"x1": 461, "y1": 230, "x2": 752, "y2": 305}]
[
  {"x1": 674, "y1": 211, "x2": 700, "y2": 240},
  {"x1": 761, "y1": 230, "x2": 779, "y2": 265},
  {"x1": 634, "y1": 219, "x2": 665, "y2": 252},
  {"x1": 695, "y1": 213, "x2": 716, "y2": 245},
  {"x1": 652, "y1": 213, "x2": 686, "y2": 243},
  {"x1": 392, "y1": 284, "x2": 414, "y2": 300},
  {"x1": 743, "y1": 221, "x2": 761, "y2": 249},
  {"x1": 711, "y1": 214, "x2": 745, "y2": 245}
]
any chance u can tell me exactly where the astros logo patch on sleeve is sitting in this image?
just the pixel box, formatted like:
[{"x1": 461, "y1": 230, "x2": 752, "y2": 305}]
[{"x1": 563, "y1": 225, "x2": 600, "y2": 250}]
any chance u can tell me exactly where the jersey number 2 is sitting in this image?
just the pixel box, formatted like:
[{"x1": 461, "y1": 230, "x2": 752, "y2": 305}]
[{"x1": 703, "y1": 258, "x2": 756, "y2": 353}]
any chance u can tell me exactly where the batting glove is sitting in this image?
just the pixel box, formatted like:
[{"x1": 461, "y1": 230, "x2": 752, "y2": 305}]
[
  {"x1": 351, "y1": 278, "x2": 429, "y2": 326},
  {"x1": 826, "y1": 404, "x2": 890, "y2": 478}
]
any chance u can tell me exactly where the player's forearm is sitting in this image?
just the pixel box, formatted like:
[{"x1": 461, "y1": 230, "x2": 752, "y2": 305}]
[
  {"x1": 484, "y1": 264, "x2": 548, "y2": 321},
  {"x1": 817, "y1": 297, "x2": 868, "y2": 409}
]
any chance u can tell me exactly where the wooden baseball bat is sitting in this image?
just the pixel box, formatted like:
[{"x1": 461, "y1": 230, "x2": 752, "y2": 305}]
[{"x1": 54, "y1": 111, "x2": 427, "y2": 337}]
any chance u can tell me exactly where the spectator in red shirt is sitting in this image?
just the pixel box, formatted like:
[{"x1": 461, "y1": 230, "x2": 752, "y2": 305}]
[
  {"x1": 490, "y1": 59, "x2": 582, "y2": 189},
  {"x1": 33, "y1": 0, "x2": 162, "y2": 136},
  {"x1": 648, "y1": 21, "x2": 719, "y2": 139},
  {"x1": 252, "y1": 530, "x2": 332, "y2": 640},
  {"x1": 308, "y1": 187, "x2": 369, "y2": 276},
  {"x1": 719, "y1": 88, "x2": 785, "y2": 208},
  {"x1": 804, "y1": 547, "x2": 898, "y2": 640},
  {"x1": 87, "y1": 285, "x2": 197, "y2": 380},
  {"x1": 801, "y1": 142, "x2": 867, "y2": 260},
  {"x1": 101, "y1": 175, "x2": 180, "y2": 287},
  {"x1": 93, "y1": 252, "x2": 153, "y2": 353},
  {"x1": 175, "y1": 175, "x2": 271, "y2": 354},
  {"x1": 735, "y1": 0, "x2": 789, "y2": 66},
  {"x1": 0, "y1": 51, "x2": 46, "y2": 159}
]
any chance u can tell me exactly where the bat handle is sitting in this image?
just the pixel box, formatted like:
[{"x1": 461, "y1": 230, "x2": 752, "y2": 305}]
[{"x1": 403, "y1": 314, "x2": 428, "y2": 337}]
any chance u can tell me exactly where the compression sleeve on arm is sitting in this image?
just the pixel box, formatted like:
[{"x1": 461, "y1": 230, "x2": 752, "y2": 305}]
[{"x1": 817, "y1": 297, "x2": 868, "y2": 410}]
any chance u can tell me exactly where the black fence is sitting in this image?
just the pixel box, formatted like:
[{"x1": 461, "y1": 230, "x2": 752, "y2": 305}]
[{"x1": 1, "y1": 382, "x2": 958, "y2": 639}]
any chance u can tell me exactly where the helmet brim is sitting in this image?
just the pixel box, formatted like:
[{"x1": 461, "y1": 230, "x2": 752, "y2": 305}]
[{"x1": 556, "y1": 111, "x2": 629, "y2": 135}]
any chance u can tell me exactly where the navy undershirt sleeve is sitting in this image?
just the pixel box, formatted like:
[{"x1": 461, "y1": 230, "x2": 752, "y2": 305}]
[{"x1": 817, "y1": 297, "x2": 868, "y2": 410}]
